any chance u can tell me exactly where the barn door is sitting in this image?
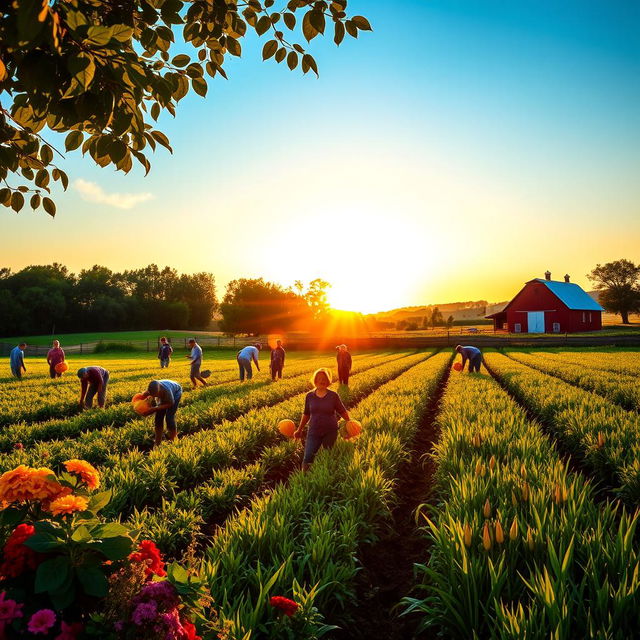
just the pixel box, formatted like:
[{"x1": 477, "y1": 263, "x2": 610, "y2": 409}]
[{"x1": 527, "y1": 311, "x2": 545, "y2": 333}]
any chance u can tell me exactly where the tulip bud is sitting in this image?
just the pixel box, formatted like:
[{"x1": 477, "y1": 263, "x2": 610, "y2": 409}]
[
  {"x1": 483, "y1": 499, "x2": 491, "y2": 518},
  {"x1": 597, "y1": 432, "x2": 605, "y2": 449},
  {"x1": 520, "y1": 464, "x2": 527, "y2": 478},
  {"x1": 521, "y1": 482, "x2": 529, "y2": 502},
  {"x1": 475, "y1": 459, "x2": 483, "y2": 476},
  {"x1": 483, "y1": 522, "x2": 492, "y2": 551},
  {"x1": 509, "y1": 517, "x2": 518, "y2": 540},
  {"x1": 463, "y1": 522, "x2": 472, "y2": 548},
  {"x1": 489, "y1": 455, "x2": 496, "y2": 471},
  {"x1": 526, "y1": 527, "x2": 535, "y2": 551},
  {"x1": 511, "y1": 491, "x2": 518, "y2": 506},
  {"x1": 495, "y1": 520, "x2": 504, "y2": 544},
  {"x1": 554, "y1": 484, "x2": 562, "y2": 504},
  {"x1": 472, "y1": 434, "x2": 481, "y2": 448}
]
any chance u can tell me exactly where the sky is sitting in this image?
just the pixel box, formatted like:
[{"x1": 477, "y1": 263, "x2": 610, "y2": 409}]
[{"x1": 2, "y1": 0, "x2": 639, "y2": 313}]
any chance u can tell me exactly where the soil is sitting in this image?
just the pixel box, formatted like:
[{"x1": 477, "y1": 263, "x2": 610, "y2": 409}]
[{"x1": 329, "y1": 364, "x2": 451, "y2": 640}]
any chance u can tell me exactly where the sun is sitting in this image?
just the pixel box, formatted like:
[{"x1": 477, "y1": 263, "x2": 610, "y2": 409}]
[{"x1": 261, "y1": 207, "x2": 437, "y2": 314}]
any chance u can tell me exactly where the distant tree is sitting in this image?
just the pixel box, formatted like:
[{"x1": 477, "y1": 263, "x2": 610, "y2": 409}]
[
  {"x1": 220, "y1": 278, "x2": 308, "y2": 335},
  {"x1": 405, "y1": 321, "x2": 418, "y2": 331},
  {"x1": 173, "y1": 272, "x2": 217, "y2": 329},
  {"x1": 295, "y1": 279, "x2": 331, "y2": 322},
  {"x1": 421, "y1": 315, "x2": 429, "y2": 329},
  {"x1": 446, "y1": 315, "x2": 454, "y2": 328},
  {"x1": 588, "y1": 259, "x2": 640, "y2": 324},
  {"x1": 0, "y1": 1, "x2": 371, "y2": 217},
  {"x1": 430, "y1": 306, "x2": 443, "y2": 328},
  {"x1": 396, "y1": 319, "x2": 408, "y2": 331}
]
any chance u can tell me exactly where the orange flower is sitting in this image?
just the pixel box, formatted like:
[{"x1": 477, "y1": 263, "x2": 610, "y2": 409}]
[
  {"x1": 0, "y1": 466, "x2": 69, "y2": 504},
  {"x1": 49, "y1": 494, "x2": 88, "y2": 517},
  {"x1": 64, "y1": 459, "x2": 100, "y2": 490}
]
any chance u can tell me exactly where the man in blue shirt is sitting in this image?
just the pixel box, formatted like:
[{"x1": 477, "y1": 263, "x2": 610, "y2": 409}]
[
  {"x1": 158, "y1": 337, "x2": 173, "y2": 368},
  {"x1": 455, "y1": 345, "x2": 483, "y2": 373},
  {"x1": 237, "y1": 343, "x2": 261, "y2": 381},
  {"x1": 9, "y1": 343, "x2": 27, "y2": 379},
  {"x1": 186, "y1": 338, "x2": 207, "y2": 388},
  {"x1": 140, "y1": 379, "x2": 183, "y2": 447}
]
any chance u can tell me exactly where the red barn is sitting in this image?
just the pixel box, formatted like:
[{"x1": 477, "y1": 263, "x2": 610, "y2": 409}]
[{"x1": 486, "y1": 272, "x2": 603, "y2": 333}]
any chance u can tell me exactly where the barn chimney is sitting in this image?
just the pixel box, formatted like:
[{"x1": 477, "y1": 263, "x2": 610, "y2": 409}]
[
  {"x1": 545, "y1": 270, "x2": 551, "y2": 281},
  {"x1": 564, "y1": 274, "x2": 570, "y2": 283}
]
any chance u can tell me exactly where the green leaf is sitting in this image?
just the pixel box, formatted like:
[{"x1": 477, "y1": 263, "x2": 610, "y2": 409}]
[
  {"x1": 88, "y1": 490, "x2": 112, "y2": 513},
  {"x1": 352, "y1": 15, "x2": 372, "y2": 31},
  {"x1": 262, "y1": 40, "x2": 278, "y2": 60},
  {"x1": 71, "y1": 525, "x2": 92, "y2": 543},
  {"x1": 89, "y1": 535, "x2": 134, "y2": 561},
  {"x1": 25, "y1": 532, "x2": 62, "y2": 553},
  {"x1": 171, "y1": 54, "x2": 190, "y2": 68},
  {"x1": 167, "y1": 562, "x2": 189, "y2": 584},
  {"x1": 67, "y1": 52, "x2": 96, "y2": 90},
  {"x1": 76, "y1": 565, "x2": 109, "y2": 597},
  {"x1": 35, "y1": 556, "x2": 71, "y2": 594},
  {"x1": 42, "y1": 197, "x2": 56, "y2": 217},
  {"x1": 86, "y1": 25, "x2": 115, "y2": 46},
  {"x1": 275, "y1": 47, "x2": 286, "y2": 63},
  {"x1": 91, "y1": 522, "x2": 130, "y2": 538},
  {"x1": 111, "y1": 25, "x2": 134, "y2": 43},
  {"x1": 65, "y1": 131, "x2": 83, "y2": 151},
  {"x1": 0, "y1": 188, "x2": 11, "y2": 206}
]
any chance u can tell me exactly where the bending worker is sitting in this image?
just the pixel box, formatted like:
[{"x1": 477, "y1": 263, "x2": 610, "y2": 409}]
[
  {"x1": 77, "y1": 366, "x2": 110, "y2": 408},
  {"x1": 237, "y1": 342, "x2": 261, "y2": 381},
  {"x1": 140, "y1": 379, "x2": 182, "y2": 447},
  {"x1": 455, "y1": 344, "x2": 483, "y2": 373}
]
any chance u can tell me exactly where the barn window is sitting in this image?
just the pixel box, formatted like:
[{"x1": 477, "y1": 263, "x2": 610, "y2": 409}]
[
  {"x1": 582, "y1": 312, "x2": 586, "y2": 323},
  {"x1": 588, "y1": 312, "x2": 592, "y2": 322},
  {"x1": 553, "y1": 323, "x2": 560, "y2": 333},
  {"x1": 514, "y1": 323, "x2": 522, "y2": 333}
]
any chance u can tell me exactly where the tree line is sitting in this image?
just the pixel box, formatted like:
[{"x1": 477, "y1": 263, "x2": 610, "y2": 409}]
[{"x1": 0, "y1": 264, "x2": 217, "y2": 336}]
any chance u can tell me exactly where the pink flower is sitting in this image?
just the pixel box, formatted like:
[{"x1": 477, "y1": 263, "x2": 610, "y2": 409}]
[
  {"x1": 114, "y1": 621, "x2": 125, "y2": 632},
  {"x1": 28, "y1": 609, "x2": 56, "y2": 634},
  {"x1": 0, "y1": 591, "x2": 23, "y2": 622},
  {"x1": 157, "y1": 609, "x2": 182, "y2": 639},
  {"x1": 132, "y1": 600, "x2": 158, "y2": 625},
  {"x1": 55, "y1": 621, "x2": 84, "y2": 640}
]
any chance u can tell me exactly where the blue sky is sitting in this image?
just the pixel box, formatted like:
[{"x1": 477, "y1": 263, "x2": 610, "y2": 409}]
[{"x1": 2, "y1": 0, "x2": 639, "y2": 310}]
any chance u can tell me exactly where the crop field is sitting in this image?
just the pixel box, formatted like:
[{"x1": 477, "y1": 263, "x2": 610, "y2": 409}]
[{"x1": 1, "y1": 347, "x2": 640, "y2": 638}]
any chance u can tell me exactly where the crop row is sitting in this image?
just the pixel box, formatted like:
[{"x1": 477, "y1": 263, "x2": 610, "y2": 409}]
[
  {"x1": 485, "y1": 352, "x2": 640, "y2": 504},
  {"x1": 0, "y1": 353, "x2": 384, "y2": 451},
  {"x1": 505, "y1": 350, "x2": 640, "y2": 411},
  {"x1": 524, "y1": 349, "x2": 640, "y2": 378},
  {"x1": 0, "y1": 352, "x2": 411, "y2": 473},
  {"x1": 404, "y1": 369, "x2": 640, "y2": 639},
  {"x1": 0, "y1": 352, "x2": 348, "y2": 426},
  {"x1": 101, "y1": 351, "x2": 430, "y2": 518},
  {"x1": 188, "y1": 351, "x2": 451, "y2": 638}
]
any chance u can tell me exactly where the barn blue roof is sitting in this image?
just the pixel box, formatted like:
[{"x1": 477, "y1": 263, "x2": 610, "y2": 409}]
[{"x1": 533, "y1": 279, "x2": 604, "y2": 311}]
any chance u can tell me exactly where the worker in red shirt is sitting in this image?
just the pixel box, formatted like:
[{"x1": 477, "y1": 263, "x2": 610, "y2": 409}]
[
  {"x1": 46, "y1": 340, "x2": 65, "y2": 379},
  {"x1": 77, "y1": 366, "x2": 110, "y2": 408}
]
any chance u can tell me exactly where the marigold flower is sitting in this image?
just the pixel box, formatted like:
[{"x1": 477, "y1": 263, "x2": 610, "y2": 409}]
[
  {"x1": 49, "y1": 494, "x2": 88, "y2": 517},
  {"x1": 129, "y1": 540, "x2": 167, "y2": 577},
  {"x1": 0, "y1": 465, "x2": 70, "y2": 506},
  {"x1": 28, "y1": 609, "x2": 56, "y2": 634},
  {"x1": 270, "y1": 596, "x2": 299, "y2": 617},
  {"x1": 64, "y1": 459, "x2": 100, "y2": 490}
]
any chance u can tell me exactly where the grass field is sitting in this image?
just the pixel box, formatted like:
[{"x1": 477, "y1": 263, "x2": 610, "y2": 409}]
[{"x1": 1, "y1": 347, "x2": 639, "y2": 638}]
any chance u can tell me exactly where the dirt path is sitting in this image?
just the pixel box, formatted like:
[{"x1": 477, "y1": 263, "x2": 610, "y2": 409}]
[{"x1": 329, "y1": 365, "x2": 451, "y2": 640}]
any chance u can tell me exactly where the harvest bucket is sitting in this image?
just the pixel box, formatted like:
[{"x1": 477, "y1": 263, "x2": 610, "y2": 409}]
[
  {"x1": 54, "y1": 362, "x2": 69, "y2": 374},
  {"x1": 453, "y1": 362, "x2": 463, "y2": 372},
  {"x1": 344, "y1": 420, "x2": 362, "y2": 439},
  {"x1": 278, "y1": 419, "x2": 296, "y2": 438}
]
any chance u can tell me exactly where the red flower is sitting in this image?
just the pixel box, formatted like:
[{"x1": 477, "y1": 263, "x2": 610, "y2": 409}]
[
  {"x1": 269, "y1": 596, "x2": 299, "y2": 617},
  {"x1": 12, "y1": 444, "x2": 23, "y2": 451},
  {"x1": 129, "y1": 540, "x2": 166, "y2": 577},
  {"x1": 0, "y1": 524, "x2": 40, "y2": 579},
  {"x1": 180, "y1": 619, "x2": 201, "y2": 640}
]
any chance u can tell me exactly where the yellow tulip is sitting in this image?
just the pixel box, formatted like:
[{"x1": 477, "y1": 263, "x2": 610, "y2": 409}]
[
  {"x1": 597, "y1": 432, "x2": 605, "y2": 449},
  {"x1": 521, "y1": 482, "x2": 530, "y2": 502},
  {"x1": 483, "y1": 499, "x2": 491, "y2": 518},
  {"x1": 520, "y1": 463, "x2": 527, "y2": 478},
  {"x1": 509, "y1": 517, "x2": 518, "y2": 540},
  {"x1": 475, "y1": 459, "x2": 483, "y2": 476},
  {"x1": 482, "y1": 522, "x2": 492, "y2": 551},
  {"x1": 463, "y1": 522, "x2": 472, "y2": 548},
  {"x1": 489, "y1": 455, "x2": 496, "y2": 471},
  {"x1": 495, "y1": 520, "x2": 504, "y2": 544},
  {"x1": 526, "y1": 527, "x2": 535, "y2": 551}
]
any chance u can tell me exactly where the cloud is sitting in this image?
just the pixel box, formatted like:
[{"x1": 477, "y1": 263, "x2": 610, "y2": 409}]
[{"x1": 73, "y1": 179, "x2": 154, "y2": 210}]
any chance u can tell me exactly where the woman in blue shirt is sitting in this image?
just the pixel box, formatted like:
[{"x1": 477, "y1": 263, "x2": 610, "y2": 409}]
[{"x1": 294, "y1": 368, "x2": 350, "y2": 471}]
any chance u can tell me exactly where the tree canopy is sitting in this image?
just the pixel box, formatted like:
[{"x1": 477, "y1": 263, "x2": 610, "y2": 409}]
[
  {"x1": 588, "y1": 258, "x2": 640, "y2": 324},
  {"x1": 0, "y1": 0, "x2": 371, "y2": 217}
]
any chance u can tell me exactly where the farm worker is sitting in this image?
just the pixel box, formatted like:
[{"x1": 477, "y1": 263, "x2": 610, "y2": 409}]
[
  {"x1": 270, "y1": 339, "x2": 285, "y2": 381},
  {"x1": 46, "y1": 340, "x2": 65, "y2": 379},
  {"x1": 336, "y1": 344, "x2": 352, "y2": 385},
  {"x1": 294, "y1": 368, "x2": 350, "y2": 472},
  {"x1": 140, "y1": 380, "x2": 183, "y2": 447},
  {"x1": 455, "y1": 345, "x2": 483, "y2": 373},
  {"x1": 77, "y1": 366, "x2": 110, "y2": 409},
  {"x1": 9, "y1": 343, "x2": 27, "y2": 379},
  {"x1": 186, "y1": 338, "x2": 207, "y2": 388},
  {"x1": 237, "y1": 343, "x2": 261, "y2": 381},
  {"x1": 158, "y1": 337, "x2": 173, "y2": 368}
]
